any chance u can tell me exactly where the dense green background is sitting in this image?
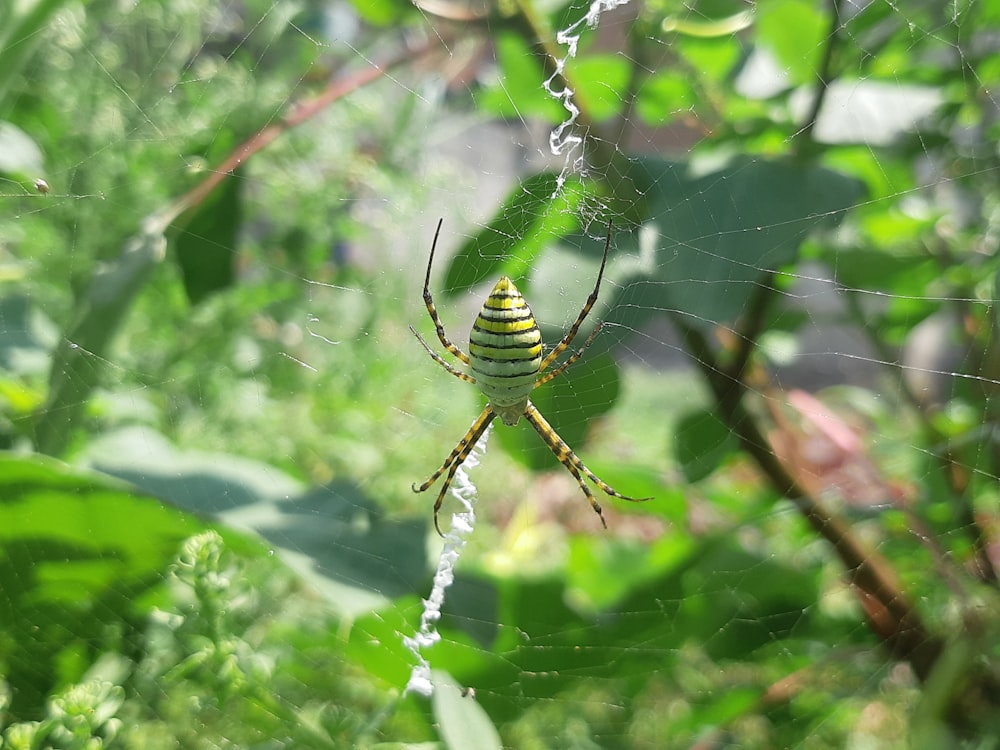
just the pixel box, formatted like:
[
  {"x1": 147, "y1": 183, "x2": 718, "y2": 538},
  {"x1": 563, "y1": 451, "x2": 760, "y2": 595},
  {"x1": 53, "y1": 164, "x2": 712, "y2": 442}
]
[{"x1": 2, "y1": 0, "x2": 1000, "y2": 747}]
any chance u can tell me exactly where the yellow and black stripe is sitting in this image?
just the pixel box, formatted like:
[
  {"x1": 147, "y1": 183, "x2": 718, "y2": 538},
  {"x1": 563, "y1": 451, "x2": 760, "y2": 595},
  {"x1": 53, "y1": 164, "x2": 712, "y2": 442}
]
[
  {"x1": 468, "y1": 277, "x2": 543, "y2": 408},
  {"x1": 411, "y1": 219, "x2": 653, "y2": 536}
]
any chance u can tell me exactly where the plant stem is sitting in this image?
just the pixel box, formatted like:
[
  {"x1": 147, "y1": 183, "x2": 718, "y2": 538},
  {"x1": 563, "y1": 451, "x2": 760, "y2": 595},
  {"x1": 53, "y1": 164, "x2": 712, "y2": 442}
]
[{"x1": 674, "y1": 314, "x2": 944, "y2": 681}]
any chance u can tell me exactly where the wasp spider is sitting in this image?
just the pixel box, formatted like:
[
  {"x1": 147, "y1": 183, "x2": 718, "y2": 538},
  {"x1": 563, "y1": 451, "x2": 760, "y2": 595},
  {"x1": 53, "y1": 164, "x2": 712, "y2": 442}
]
[{"x1": 410, "y1": 219, "x2": 652, "y2": 535}]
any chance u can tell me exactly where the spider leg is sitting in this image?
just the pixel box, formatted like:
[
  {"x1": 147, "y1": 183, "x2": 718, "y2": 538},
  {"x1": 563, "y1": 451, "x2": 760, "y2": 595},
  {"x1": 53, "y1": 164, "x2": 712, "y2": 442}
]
[
  {"x1": 539, "y1": 220, "x2": 613, "y2": 373},
  {"x1": 412, "y1": 406, "x2": 497, "y2": 536},
  {"x1": 410, "y1": 325, "x2": 476, "y2": 384},
  {"x1": 524, "y1": 402, "x2": 651, "y2": 529},
  {"x1": 534, "y1": 322, "x2": 602, "y2": 388},
  {"x1": 422, "y1": 218, "x2": 471, "y2": 366}
]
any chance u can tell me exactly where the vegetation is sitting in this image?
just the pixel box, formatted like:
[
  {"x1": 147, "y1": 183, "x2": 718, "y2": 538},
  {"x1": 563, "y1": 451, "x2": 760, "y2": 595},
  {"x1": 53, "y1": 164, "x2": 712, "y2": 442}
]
[{"x1": 2, "y1": 0, "x2": 1000, "y2": 747}]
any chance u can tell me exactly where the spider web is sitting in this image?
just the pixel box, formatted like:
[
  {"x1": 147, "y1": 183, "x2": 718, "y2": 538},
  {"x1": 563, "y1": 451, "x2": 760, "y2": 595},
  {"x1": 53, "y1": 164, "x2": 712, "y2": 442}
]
[{"x1": 2, "y1": 0, "x2": 1000, "y2": 747}]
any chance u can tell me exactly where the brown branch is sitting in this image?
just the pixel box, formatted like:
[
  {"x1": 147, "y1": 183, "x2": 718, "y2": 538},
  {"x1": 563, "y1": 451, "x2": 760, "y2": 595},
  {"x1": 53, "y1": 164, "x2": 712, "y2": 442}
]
[
  {"x1": 673, "y1": 314, "x2": 944, "y2": 681},
  {"x1": 793, "y1": 0, "x2": 842, "y2": 157},
  {"x1": 149, "y1": 37, "x2": 445, "y2": 233},
  {"x1": 723, "y1": 270, "x2": 778, "y2": 384}
]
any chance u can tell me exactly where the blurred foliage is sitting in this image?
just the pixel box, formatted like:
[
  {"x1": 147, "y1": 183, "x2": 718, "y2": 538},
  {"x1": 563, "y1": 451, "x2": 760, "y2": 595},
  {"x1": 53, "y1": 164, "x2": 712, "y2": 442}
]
[{"x1": 2, "y1": 0, "x2": 1000, "y2": 748}]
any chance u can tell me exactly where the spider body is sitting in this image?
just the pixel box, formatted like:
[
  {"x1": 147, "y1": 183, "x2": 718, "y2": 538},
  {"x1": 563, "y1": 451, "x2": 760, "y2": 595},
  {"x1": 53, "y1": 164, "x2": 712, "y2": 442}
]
[
  {"x1": 468, "y1": 276, "x2": 542, "y2": 423},
  {"x1": 410, "y1": 219, "x2": 651, "y2": 535}
]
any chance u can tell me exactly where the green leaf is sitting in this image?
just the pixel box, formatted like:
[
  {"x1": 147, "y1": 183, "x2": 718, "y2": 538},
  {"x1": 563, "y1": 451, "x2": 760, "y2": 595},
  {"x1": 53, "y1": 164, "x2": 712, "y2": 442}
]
[
  {"x1": 432, "y1": 670, "x2": 503, "y2": 750},
  {"x1": 0, "y1": 295, "x2": 58, "y2": 376},
  {"x1": 84, "y1": 426, "x2": 426, "y2": 617},
  {"x1": 0, "y1": 121, "x2": 45, "y2": 179},
  {"x1": 0, "y1": 0, "x2": 71, "y2": 104},
  {"x1": 635, "y1": 70, "x2": 697, "y2": 126},
  {"x1": 346, "y1": 0, "x2": 417, "y2": 25},
  {"x1": 442, "y1": 173, "x2": 589, "y2": 294},
  {"x1": 0, "y1": 452, "x2": 217, "y2": 717},
  {"x1": 476, "y1": 32, "x2": 566, "y2": 122},
  {"x1": 755, "y1": 0, "x2": 826, "y2": 86},
  {"x1": 674, "y1": 408, "x2": 738, "y2": 482},
  {"x1": 674, "y1": 33, "x2": 743, "y2": 86},
  {"x1": 678, "y1": 542, "x2": 820, "y2": 661},
  {"x1": 566, "y1": 532, "x2": 696, "y2": 611},
  {"x1": 813, "y1": 248, "x2": 936, "y2": 298},
  {"x1": 347, "y1": 601, "x2": 426, "y2": 686},
  {"x1": 33, "y1": 226, "x2": 166, "y2": 456},
  {"x1": 173, "y1": 174, "x2": 242, "y2": 304},
  {"x1": 686, "y1": 687, "x2": 761, "y2": 728},
  {"x1": 606, "y1": 156, "x2": 865, "y2": 333},
  {"x1": 572, "y1": 55, "x2": 632, "y2": 120}
]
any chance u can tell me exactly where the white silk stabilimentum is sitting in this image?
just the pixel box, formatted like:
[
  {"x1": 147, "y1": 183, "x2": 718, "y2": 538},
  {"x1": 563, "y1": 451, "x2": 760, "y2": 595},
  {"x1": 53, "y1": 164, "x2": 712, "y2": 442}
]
[
  {"x1": 403, "y1": 423, "x2": 494, "y2": 697},
  {"x1": 545, "y1": 0, "x2": 632, "y2": 192}
]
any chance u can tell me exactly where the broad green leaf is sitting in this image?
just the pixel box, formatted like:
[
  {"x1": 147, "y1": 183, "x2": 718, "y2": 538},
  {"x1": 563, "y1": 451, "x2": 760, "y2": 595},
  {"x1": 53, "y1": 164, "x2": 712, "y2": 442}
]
[
  {"x1": 635, "y1": 69, "x2": 697, "y2": 125},
  {"x1": 674, "y1": 33, "x2": 743, "y2": 85},
  {"x1": 811, "y1": 248, "x2": 936, "y2": 298},
  {"x1": 573, "y1": 55, "x2": 632, "y2": 120},
  {"x1": 173, "y1": 172, "x2": 242, "y2": 304},
  {"x1": 0, "y1": 295, "x2": 57, "y2": 376},
  {"x1": 347, "y1": 0, "x2": 417, "y2": 25},
  {"x1": 674, "y1": 541, "x2": 820, "y2": 661},
  {"x1": 443, "y1": 173, "x2": 589, "y2": 294},
  {"x1": 606, "y1": 156, "x2": 865, "y2": 333},
  {"x1": 0, "y1": 453, "x2": 219, "y2": 716},
  {"x1": 0, "y1": 121, "x2": 45, "y2": 179},
  {"x1": 566, "y1": 531, "x2": 696, "y2": 611},
  {"x1": 432, "y1": 670, "x2": 503, "y2": 750},
  {"x1": 33, "y1": 225, "x2": 166, "y2": 456},
  {"x1": 84, "y1": 426, "x2": 426, "y2": 617},
  {"x1": 995, "y1": 270, "x2": 1000, "y2": 332},
  {"x1": 755, "y1": 0, "x2": 826, "y2": 86},
  {"x1": 476, "y1": 32, "x2": 566, "y2": 122},
  {"x1": 428, "y1": 534, "x2": 830, "y2": 709},
  {"x1": 839, "y1": 0, "x2": 895, "y2": 38},
  {"x1": 674, "y1": 408, "x2": 738, "y2": 482},
  {"x1": 347, "y1": 599, "x2": 428, "y2": 686},
  {"x1": 689, "y1": 687, "x2": 760, "y2": 725}
]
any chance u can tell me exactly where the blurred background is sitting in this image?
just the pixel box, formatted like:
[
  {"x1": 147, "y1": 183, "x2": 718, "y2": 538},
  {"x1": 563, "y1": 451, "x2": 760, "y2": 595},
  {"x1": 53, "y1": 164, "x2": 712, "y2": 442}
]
[{"x1": 2, "y1": 0, "x2": 1000, "y2": 747}]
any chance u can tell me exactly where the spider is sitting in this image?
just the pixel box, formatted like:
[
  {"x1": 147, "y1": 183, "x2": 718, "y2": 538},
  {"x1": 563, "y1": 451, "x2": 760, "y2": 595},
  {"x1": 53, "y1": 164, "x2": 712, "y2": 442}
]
[{"x1": 410, "y1": 218, "x2": 652, "y2": 536}]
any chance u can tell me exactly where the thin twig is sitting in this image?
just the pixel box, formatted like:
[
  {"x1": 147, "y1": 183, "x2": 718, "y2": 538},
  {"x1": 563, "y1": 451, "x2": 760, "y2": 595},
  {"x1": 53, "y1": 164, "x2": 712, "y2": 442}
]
[
  {"x1": 794, "y1": 0, "x2": 842, "y2": 156},
  {"x1": 158, "y1": 37, "x2": 445, "y2": 230}
]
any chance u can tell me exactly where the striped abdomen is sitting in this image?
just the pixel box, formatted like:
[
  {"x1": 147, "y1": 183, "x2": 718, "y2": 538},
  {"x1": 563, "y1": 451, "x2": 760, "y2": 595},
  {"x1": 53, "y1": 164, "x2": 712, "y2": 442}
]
[{"x1": 469, "y1": 276, "x2": 543, "y2": 421}]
